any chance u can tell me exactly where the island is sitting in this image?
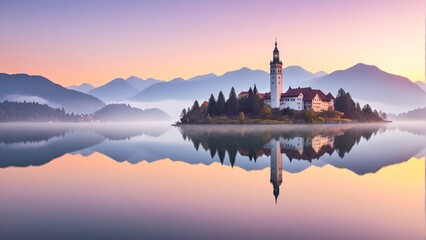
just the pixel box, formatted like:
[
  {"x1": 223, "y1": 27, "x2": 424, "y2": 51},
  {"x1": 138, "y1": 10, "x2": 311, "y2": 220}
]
[{"x1": 177, "y1": 86, "x2": 386, "y2": 124}]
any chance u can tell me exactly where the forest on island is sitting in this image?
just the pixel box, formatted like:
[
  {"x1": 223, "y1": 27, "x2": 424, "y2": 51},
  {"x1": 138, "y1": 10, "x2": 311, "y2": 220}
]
[{"x1": 179, "y1": 86, "x2": 386, "y2": 124}]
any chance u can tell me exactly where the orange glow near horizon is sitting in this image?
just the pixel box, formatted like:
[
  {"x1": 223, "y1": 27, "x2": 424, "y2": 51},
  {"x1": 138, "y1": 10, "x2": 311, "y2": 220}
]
[{"x1": 0, "y1": 0, "x2": 424, "y2": 87}]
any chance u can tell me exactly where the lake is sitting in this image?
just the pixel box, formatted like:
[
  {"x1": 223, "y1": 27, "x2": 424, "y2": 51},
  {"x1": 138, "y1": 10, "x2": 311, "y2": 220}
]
[{"x1": 0, "y1": 122, "x2": 424, "y2": 239}]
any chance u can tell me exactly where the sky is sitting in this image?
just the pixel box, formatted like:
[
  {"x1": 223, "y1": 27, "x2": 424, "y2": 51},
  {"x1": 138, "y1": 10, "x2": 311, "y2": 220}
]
[{"x1": 0, "y1": 0, "x2": 424, "y2": 87}]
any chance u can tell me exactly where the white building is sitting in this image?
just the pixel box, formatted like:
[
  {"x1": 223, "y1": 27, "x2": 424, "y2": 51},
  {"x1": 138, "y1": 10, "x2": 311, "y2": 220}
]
[{"x1": 281, "y1": 87, "x2": 335, "y2": 112}]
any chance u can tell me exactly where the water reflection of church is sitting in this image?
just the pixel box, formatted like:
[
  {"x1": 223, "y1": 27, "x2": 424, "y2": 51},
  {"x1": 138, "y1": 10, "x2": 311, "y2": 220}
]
[{"x1": 263, "y1": 135, "x2": 335, "y2": 202}]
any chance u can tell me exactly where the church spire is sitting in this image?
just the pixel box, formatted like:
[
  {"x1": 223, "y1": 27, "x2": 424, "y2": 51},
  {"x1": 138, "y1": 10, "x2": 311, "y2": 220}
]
[{"x1": 272, "y1": 39, "x2": 281, "y2": 63}]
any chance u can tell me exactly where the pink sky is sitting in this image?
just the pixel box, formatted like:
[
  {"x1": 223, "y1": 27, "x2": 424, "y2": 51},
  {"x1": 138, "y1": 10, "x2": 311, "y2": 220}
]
[{"x1": 0, "y1": 0, "x2": 424, "y2": 87}]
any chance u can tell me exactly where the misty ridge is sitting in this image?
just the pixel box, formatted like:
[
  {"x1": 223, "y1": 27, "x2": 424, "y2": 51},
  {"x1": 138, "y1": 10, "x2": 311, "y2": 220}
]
[
  {"x1": 0, "y1": 62, "x2": 425, "y2": 120},
  {"x1": 0, "y1": 101, "x2": 170, "y2": 122}
]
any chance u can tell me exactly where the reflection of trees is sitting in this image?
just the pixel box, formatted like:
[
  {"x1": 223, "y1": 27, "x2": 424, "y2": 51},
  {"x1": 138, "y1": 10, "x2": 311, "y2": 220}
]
[
  {"x1": 180, "y1": 125, "x2": 271, "y2": 166},
  {"x1": 334, "y1": 126, "x2": 380, "y2": 158},
  {"x1": 179, "y1": 124, "x2": 383, "y2": 163}
]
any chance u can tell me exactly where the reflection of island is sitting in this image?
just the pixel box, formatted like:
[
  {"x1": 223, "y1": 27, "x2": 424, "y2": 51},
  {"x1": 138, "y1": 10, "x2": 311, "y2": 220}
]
[
  {"x1": 179, "y1": 124, "x2": 426, "y2": 201},
  {"x1": 1, "y1": 123, "x2": 424, "y2": 202}
]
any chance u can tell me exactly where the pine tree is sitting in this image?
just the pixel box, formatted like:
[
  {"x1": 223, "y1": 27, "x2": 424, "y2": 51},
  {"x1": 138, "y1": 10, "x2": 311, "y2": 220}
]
[
  {"x1": 191, "y1": 100, "x2": 200, "y2": 111},
  {"x1": 225, "y1": 87, "x2": 239, "y2": 116},
  {"x1": 217, "y1": 91, "x2": 226, "y2": 116},
  {"x1": 208, "y1": 94, "x2": 216, "y2": 116}
]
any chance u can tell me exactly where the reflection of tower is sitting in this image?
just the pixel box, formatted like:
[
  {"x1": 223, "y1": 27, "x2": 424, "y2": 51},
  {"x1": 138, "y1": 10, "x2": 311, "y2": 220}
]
[{"x1": 270, "y1": 139, "x2": 283, "y2": 203}]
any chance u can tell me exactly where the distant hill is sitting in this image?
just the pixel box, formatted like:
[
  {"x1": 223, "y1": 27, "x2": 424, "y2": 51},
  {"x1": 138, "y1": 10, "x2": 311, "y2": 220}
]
[
  {"x1": 284, "y1": 66, "x2": 326, "y2": 87},
  {"x1": 131, "y1": 66, "x2": 320, "y2": 102},
  {"x1": 87, "y1": 78, "x2": 139, "y2": 103},
  {"x1": 0, "y1": 73, "x2": 105, "y2": 114},
  {"x1": 415, "y1": 81, "x2": 426, "y2": 92},
  {"x1": 309, "y1": 63, "x2": 426, "y2": 111},
  {"x1": 394, "y1": 107, "x2": 426, "y2": 121},
  {"x1": 93, "y1": 104, "x2": 170, "y2": 121},
  {"x1": 0, "y1": 101, "x2": 170, "y2": 122},
  {"x1": 126, "y1": 76, "x2": 161, "y2": 91},
  {"x1": 0, "y1": 101, "x2": 77, "y2": 122},
  {"x1": 67, "y1": 83, "x2": 94, "y2": 93}
]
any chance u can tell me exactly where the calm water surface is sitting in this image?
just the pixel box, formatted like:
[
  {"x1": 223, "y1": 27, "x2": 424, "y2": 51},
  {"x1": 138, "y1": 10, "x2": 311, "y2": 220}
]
[{"x1": 0, "y1": 122, "x2": 425, "y2": 239}]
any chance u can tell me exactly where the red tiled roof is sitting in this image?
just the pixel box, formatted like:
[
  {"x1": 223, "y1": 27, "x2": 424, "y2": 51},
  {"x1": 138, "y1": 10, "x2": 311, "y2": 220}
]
[
  {"x1": 239, "y1": 87, "x2": 334, "y2": 101},
  {"x1": 238, "y1": 91, "x2": 271, "y2": 100},
  {"x1": 281, "y1": 87, "x2": 334, "y2": 101},
  {"x1": 281, "y1": 87, "x2": 311, "y2": 98}
]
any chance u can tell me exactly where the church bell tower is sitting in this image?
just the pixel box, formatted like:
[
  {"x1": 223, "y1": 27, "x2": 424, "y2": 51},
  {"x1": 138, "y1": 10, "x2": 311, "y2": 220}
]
[{"x1": 270, "y1": 39, "x2": 283, "y2": 108}]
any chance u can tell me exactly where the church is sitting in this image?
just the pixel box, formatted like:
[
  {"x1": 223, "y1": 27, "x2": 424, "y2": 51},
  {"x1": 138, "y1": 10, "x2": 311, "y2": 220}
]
[{"x1": 241, "y1": 40, "x2": 335, "y2": 112}]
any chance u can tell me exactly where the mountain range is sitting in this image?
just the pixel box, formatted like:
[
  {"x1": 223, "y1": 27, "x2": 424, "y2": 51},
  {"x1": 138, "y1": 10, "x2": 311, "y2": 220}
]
[
  {"x1": 387, "y1": 107, "x2": 426, "y2": 121},
  {"x1": 0, "y1": 73, "x2": 105, "y2": 114},
  {"x1": 130, "y1": 66, "x2": 328, "y2": 102},
  {"x1": 69, "y1": 76, "x2": 160, "y2": 103},
  {"x1": 68, "y1": 83, "x2": 94, "y2": 93},
  {"x1": 309, "y1": 63, "x2": 426, "y2": 110},
  {"x1": 2, "y1": 63, "x2": 425, "y2": 115},
  {"x1": 75, "y1": 63, "x2": 425, "y2": 113}
]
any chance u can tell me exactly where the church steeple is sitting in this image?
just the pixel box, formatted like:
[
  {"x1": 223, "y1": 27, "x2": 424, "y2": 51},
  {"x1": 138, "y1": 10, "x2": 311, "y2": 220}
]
[
  {"x1": 272, "y1": 39, "x2": 281, "y2": 64},
  {"x1": 269, "y1": 39, "x2": 283, "y2": 108}
]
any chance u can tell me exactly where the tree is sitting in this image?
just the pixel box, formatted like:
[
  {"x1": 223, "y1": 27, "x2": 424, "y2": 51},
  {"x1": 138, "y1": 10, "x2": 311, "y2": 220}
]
[
  {"x1": 217, "y1": 91, "x2": 226, "y2": 116},
  {"x1": 238, "y1": 111, "x2": 245, "y2": 122},
  {"x1": 305, "y1": 108, "x2": 315, "y2": 123},
  {"x1": 261, "y1": 105, "x2": 272, "y2": 119},
  {"x1": 191, "y1": 100, "x2": 200, "y2": 111},
  {"x1": 180, "y1": 108, "x2": 188, "y2": 123},
  {"x1": 253, "y1": 85, "x2": 259, "y2": 95},
  {"x1": 207, "y1": 94, "x2": 216, "y2": 116},
  {"x1": 334, "y1": 88, "x2": 356, "y2": 119},
  {"x1": 225, "y1": 87, "x2": 239, "y2": 116}
]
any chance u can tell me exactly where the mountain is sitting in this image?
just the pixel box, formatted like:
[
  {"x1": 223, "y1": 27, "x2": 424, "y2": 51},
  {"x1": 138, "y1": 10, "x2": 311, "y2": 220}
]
[
  {"x1": 93, "y1": 104, "x2": 170, "y2": 121},
  {"x1": 87, "y1": 78, "x2": 139, "y2": 103},
  {"x1": 131, "y1": 68, "x2": 267, "y2": 101},
  {"x1": 131, "y1": 66, "x2": 320, "y2": 102},
  {"x1": 284, "y1": 66, "x2": 326, "y2": 87},
  {"x1": 309, "y1": 63, "x2": 426, "y2": 111},
  {"x1": 394, "y1": 107, "x2": 426, "y2": 121},
  {"x1": 67, "y1": 83, "x2": 94, "y2": 93},
  {"x1": 415, "y1": 81, "x2": 426, "y2": 92},
  {"x1": 313, "y1": 71, "x2": 328, "y2": 78},
  {"x1": 186, "y1": 73, "x2": 218, "y2": 82},
  {"x1": 126, "y1": 76, "x2": 161, "y2": 91},
  {"x1": 0, "y1": 73, "x2": 105, "y2": 114}
]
